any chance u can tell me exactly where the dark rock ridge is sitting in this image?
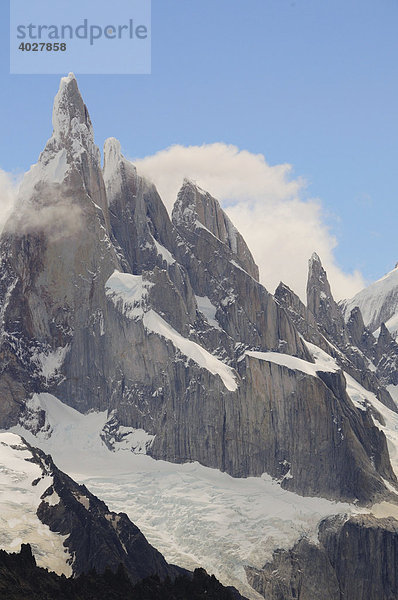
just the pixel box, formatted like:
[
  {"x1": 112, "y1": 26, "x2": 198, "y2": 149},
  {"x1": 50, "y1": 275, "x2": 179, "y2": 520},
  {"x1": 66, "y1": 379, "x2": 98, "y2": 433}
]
[
  {"x1": 0, "y1": 73, "x2": 396, "y2": 505},
  {"x1": 0, "y1": 544, "x2": 245, "y2": 600},
  {"x1": 246, "y1": 514, "x2": 398, "y2": 600},
  {"x1": 27, "y1": 440, "x2": 180, "y2": 583}
]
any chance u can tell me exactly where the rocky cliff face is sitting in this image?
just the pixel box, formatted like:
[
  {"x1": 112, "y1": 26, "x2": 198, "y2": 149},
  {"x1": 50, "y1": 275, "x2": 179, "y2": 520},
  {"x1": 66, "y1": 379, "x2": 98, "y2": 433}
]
[
  {"x1": 306, "y1": 252, "x2": 348, "y2": 345},
  {"x1": 0, "y1": 74, "x2": 396, "y2": 507},
  {"x1": 340, "y1": 264, "x2": 398, "y2": 393},
  {"x1": 0, "y1": 73, "x2": 120, "y2": 424},
  {"x1": 246, "y1": 514, "x2": 398, "y2": 600},
  {"x1": 172, "y1": 178, "x2": 259, "y2": 280}
]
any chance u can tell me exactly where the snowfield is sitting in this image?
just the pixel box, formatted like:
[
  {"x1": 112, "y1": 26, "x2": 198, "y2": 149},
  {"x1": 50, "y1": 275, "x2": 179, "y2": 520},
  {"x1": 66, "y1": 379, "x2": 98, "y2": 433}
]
[
  {"x1": 0, "y1": 431, "x2": 72, "y2": 576},
  {"x1": 9, "y1": 393, "x2": 351, "y2": 599}
]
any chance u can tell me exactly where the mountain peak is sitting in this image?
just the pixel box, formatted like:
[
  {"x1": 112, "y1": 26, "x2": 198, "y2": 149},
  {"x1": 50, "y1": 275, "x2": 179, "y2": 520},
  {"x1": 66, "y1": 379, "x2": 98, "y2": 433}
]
[
  {"x1": 103, "y1": 137, "x2": 123, "y2": 179},
  {"x1": 15, "y1": 74, "x2": 105, "y2": 220},
  {"x1": 52, "y1": 73, "x2": 93, "y2": 142},
  {"x1": 310, "y1": 251, "x2": 321, "y2": 264},
  {"x1": 307, "y1": 252, "x2": 332, "y2": 305},
  {"x1": 104, "y1": 137, "x2": 122, "y2": 159},
  {"x1": 178, "y1": 177, "x2": 207, "y2": 200},
  {"x1": 306, "y1": 252, "x2": 347, "y2": 342},
  {"x1": 172, "y1": 179, "x2": 259, "y2": 280},
  {"x1": 103, "y1": 137, "x2": 139, "y2": 206}
]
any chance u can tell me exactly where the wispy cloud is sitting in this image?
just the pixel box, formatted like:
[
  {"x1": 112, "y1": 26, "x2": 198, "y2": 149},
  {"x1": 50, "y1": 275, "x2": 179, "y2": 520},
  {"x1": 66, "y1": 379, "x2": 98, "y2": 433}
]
[
  {"x1": 0, "y1": 169, "x2": 19, "y2": 233},
  {"x1": 134, "y1": 143, "x2": 364, "y2": 301},
  {"x1": 0, "y1": 169, "x2": 84, "y2": 242}
]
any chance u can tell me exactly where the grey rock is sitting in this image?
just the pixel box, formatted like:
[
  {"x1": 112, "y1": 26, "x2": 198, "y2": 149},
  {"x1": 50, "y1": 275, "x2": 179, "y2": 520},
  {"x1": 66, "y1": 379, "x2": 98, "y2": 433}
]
[
  {"x1": 278, "y1": 256, "x2": 397, "y2": 411},
  {"x1": 375, "y1": 323, "x2": 398, "y2": 387},
  {"x1": 173, "y1": 178, "x2": 259, "y2": 280},
  {"x1": 0, "y1": 74, "x2": 395, "y2": 507},
  {"x1": 236, "y1": 354, "x2": 396, "y2": 501},
  {"x1": 306, "y1": 252, "x2": 347, "y2": 345},
  {"x1": 247, "y1": 514, "x2": 398, "y2": 600}
]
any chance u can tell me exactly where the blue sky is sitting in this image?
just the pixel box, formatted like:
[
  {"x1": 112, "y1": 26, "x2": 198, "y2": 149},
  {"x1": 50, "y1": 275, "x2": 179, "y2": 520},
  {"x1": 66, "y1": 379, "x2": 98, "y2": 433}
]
[{"x1": 0, "y1": 0, "x2": 397, "y2": 294}]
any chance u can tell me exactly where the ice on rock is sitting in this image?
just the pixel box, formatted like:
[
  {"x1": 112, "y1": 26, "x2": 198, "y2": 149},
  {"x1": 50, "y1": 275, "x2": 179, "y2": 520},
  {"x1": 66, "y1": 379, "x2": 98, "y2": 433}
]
[
  {"x1": 195, "y1": 295, "x2": 221, "y2": 330},
  {"x1": 342, "y1": 264, "x2": 398, "y2": 338},
  {"x1": 143, "y1": 310, "x2": 237, "y2": 391},
  {"x1": 0, "y1": 432, "x2": 72, "y2": 575},
  {"x1": 245, "y1": 345, "x2": 339, "y2": 378}
]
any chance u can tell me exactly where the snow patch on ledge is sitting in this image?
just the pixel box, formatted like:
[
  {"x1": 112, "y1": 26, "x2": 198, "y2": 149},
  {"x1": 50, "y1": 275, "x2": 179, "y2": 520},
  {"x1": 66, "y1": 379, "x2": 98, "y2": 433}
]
[
  {"x1": 143, "y1": 310, "x2": 237, "y2": 391},
  {"x1": 153, "y1": 239, "x2": 176, "y2": 265},
  {"x1": 246, "y1": 344, "x2": 338, "y2": 378},
  {"x1": 32, "y1": 345, "x2": 69, "y2": 382},
  {"x1": 105, "y1": 271, "x2": 151, "y2": 319},
  {"x1": 195, "y1": 295, "x2": 221, "y2": 330},
  {"x1": 106, "y1": 271, "x2": 237, "y2": 391}
]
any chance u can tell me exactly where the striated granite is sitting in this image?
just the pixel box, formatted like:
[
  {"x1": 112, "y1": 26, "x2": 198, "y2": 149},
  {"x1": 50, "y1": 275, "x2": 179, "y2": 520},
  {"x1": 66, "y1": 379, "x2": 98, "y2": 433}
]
[{"x1": 247, "y1": 514, "x2": 398, "y2": 600}]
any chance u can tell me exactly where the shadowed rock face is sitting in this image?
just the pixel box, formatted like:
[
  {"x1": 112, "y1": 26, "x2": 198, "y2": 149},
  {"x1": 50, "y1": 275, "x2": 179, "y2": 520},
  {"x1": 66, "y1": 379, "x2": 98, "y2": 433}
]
[
  {"x1": 0, "y1": 74, "x2": 396, "y2": 507},
  {"x1": 25, "y1": 441, "x2": 180, "y2": 583},
  {"x1": 103, "y1": 137, "x2": 179, "y2": 276},
  {"x1": 237, "y1": 355, "x2": 395, "y2": 501},
  {"x1": 375, "y1": 323, "x2": 398, "y2": 387},
  {"x1": 246, "y1": 514, "x2": 398, "y2": 600}
]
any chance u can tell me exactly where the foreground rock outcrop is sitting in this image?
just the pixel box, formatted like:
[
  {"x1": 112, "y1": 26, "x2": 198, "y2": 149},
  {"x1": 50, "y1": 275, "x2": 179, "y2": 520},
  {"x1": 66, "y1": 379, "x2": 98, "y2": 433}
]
[{"x1": 0, "y1": 544, "x2": 244, "y2": 600}]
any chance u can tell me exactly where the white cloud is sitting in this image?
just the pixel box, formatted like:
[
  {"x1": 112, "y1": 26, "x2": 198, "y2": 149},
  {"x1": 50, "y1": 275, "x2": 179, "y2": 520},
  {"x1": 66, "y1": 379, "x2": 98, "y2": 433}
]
[
  {"x1": 0, "y1": 171, "x2": 83, "y2": 242},
  {"x1": 0, "y1": 169, "x2": 19, "y2": 233},
  {"x1": 134, "y1": 143, "x2": 364, "y2": 301}
]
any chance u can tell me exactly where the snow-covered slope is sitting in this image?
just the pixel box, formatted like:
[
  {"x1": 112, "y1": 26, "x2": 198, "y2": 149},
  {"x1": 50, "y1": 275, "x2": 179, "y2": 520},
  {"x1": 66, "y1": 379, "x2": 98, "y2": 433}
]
[
  {"x1": 341, "y1": 264, "x2": 398, "y2": 338},
  {"x1": 0, "y1": 432, "x2": 71, "y2": 575},
  {"x1": 9, "y1": 392, "x2": 352, "y2": 600}
]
